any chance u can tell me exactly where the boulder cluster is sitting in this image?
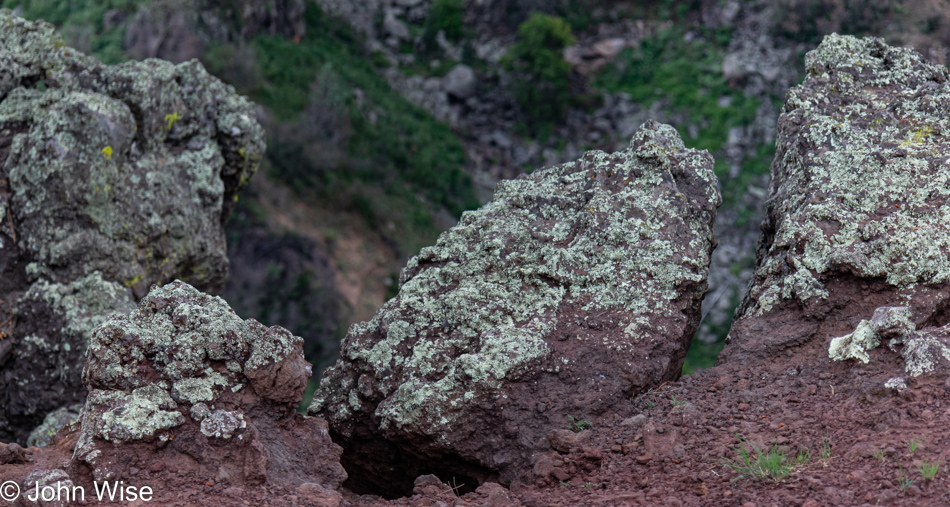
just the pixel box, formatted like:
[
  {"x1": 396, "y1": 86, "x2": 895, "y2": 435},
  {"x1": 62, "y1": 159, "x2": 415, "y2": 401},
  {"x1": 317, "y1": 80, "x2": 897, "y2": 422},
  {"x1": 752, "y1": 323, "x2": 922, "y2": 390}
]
[
  {"x1": 0, "y1": 10, "x2": 264, "y2": 443},
  {"x1": 2, "y1": 8, "x2": 950, "y2": 503}
]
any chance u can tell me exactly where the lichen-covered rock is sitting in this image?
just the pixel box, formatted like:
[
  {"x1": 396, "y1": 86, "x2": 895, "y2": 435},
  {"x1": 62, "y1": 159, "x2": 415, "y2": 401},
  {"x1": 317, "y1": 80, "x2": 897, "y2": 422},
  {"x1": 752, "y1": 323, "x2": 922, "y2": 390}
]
[
  {"x1": 76, "y1": 281, "x2": 347, "y2": 489},
  {"x1": 829, "y1": 305, "x2": 950, "y2": 378},
  {"x1": 0, "y1": 11, "x2": 265, "y2": 443},
  {"x1": 723, "y1": 34, "x2": 950, "y2": 368},
  {"x1": 26, "y1": 403, "x2": 83, "y2": 448},
  {"x1": 311, "y1": 121, "x2": 719, "y2": 494}
]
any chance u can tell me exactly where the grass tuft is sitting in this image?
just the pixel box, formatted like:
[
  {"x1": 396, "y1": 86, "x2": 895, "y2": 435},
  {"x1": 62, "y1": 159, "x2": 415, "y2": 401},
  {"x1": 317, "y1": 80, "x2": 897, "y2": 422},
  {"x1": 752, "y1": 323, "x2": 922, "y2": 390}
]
[{"x1": 722, "y1": 436, "x2": 795, "y2": 483}]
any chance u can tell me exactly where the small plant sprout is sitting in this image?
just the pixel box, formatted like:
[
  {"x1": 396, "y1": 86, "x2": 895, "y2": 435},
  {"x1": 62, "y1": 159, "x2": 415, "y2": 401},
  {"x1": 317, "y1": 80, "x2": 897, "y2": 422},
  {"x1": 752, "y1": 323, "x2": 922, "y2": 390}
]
[
  {"x1": 164, "y1": 111, "x2": 181, "y2": 131},
  {"x1": 646, "y1": 400, "x2": 656, "y2": 409},
  {"x1": 820, "y1": 439, "x2": 833, "y2": 460},
  {"x1": 567, "y1": 415, "x2": 592, "y2": 433},
  {"x1": 581, "y1": 482, "x2": 599, "y2": 489},
  {"x1": 722, "y1": 436, "x2": 793, "y2": 483},
  {"x1": 909, "y1": 438, "x2": 923, "y2": 454},
  {"x1": 796, "y1": 446, "x2": 811, "y2": 465},
  {"x1": 670, "y1": 396, "x2": 686, "y2": 407},
  {"x1": 918, "y1": 461, "x2": 940, "y2": 480},
  {"x1": 897, "y1": 464, "x2": 915, "y2": 491},
  {"x1": 874, "y1": 444, "x2": 887, "y2": 461},
  {"x1": 559, "y1": 480, "x2": 571, "y2": 487}
]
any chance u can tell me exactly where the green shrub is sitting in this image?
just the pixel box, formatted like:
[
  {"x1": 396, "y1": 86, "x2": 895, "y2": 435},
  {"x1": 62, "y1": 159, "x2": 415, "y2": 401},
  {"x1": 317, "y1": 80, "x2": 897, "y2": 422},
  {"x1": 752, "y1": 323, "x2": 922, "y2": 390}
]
[
  {"x1": 252, "y1": 4, "x2": 479, "y2": 226},
  {"x1": 503, "y1": 13, "x2": 575, "y2": 130},
  {"x1": 424, "y1": 0, "x2": 465, "y2": 45},
  {"x1": 1, "y1": 0, "x2": 145, "y2": 64}
]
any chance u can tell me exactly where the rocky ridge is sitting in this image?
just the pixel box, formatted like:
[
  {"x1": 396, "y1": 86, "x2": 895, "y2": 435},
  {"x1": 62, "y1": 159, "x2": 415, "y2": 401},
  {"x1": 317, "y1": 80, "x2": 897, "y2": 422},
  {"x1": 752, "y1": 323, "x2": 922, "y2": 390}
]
[{"x1": 5, "y1": 16, "x2": 950, "y2": 507}]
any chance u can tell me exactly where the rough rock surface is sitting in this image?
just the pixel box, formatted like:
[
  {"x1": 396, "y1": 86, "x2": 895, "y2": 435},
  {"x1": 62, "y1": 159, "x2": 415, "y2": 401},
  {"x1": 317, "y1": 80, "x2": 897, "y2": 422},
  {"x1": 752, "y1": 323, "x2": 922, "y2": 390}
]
[
  {"x1": 311, "y1": 121, "x2": 720, "y2": 495},
  {"x1": 124, "y1": 0, "x2": 307, "y2": 63},
  {"x1": 0, "y1": 12, "x2": 265, "y2": 443},
  {"x1": 75, "y1": 280, "x2": 347, "y2": 489},
  {"x1": 723, "y1": 34, "x2": 950, "y2": 373}
]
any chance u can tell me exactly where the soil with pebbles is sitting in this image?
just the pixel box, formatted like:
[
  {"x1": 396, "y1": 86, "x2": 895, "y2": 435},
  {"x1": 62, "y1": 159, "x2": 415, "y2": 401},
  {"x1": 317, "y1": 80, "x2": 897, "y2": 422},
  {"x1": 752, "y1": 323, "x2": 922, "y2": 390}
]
[
  {"x1": 3, "y1": 337, "x2": 947, "y2": 506},
  {"x1": 349, "y1": 343, "x2": 950, "y2": 506}
]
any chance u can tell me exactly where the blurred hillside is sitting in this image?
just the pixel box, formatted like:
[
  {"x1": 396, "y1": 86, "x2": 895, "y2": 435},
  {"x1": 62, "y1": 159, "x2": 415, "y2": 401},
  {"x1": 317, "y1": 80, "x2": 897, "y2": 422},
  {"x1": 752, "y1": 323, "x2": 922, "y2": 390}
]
[{"x1": 5, "y1": 0, "x2": 948, "y2": 390}]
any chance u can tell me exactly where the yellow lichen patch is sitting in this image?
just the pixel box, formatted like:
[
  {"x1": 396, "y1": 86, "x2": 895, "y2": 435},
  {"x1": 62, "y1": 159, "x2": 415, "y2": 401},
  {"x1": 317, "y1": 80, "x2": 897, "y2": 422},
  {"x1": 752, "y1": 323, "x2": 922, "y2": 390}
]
[
  {"x1": 899, "y1": 125, "x2": 934, "y2": 147},
  {"x1": 164, "y1": 111, "x2": 181, "y2": 131},
  {"x1": 101, "y1": 146, "x2": 113, "y2": 161}
]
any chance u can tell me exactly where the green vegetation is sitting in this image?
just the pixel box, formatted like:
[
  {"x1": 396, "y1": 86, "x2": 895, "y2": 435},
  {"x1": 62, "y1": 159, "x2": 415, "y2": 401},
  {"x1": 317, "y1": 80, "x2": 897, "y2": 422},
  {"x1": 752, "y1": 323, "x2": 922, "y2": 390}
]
[
  {"x1": 722, "y1": 436, "x2": 796, "y2": 483},
  {"x1": 819, "y1": 439, "x2": 833, "y2": 459},
  {"x1": 670, "y1": 395, "x2": 686, "y2": 407},
  {"x1": 796, "y1": 447, "x2": 810, "y2": 465},
  {"x1": 909, "y1": 438, "x2": 922, "y2": 454},
  {"x1": 423, "y1": 0, "x2": 465, "y2": 45},
  {"x1": 0, "y1": 0, "x2": 141, "y2": 63},
  {"x1": 503, "y1": 13, "x2": 575, "y2": 131},
  {"x1": 918, "y1": 461, "x2": 940, "y2": 480},
  {"x1": 244, "y1": 4, "x2": 478, "y2": 254},
  {"x1": 567, "y1": 415, "x2": 592, "y2": 433},
  {"x1": 875, "y1": 444, "x2": 887, "y2": 461},
  {"x1": 682, "y1": 338, "x2": 725, "y2": 375},
  {"x1": 596, "y1": 28, "x2": 756, "y2": 152},
  {"x1": 897, "y1": 464, "x2": 915, "y2": 491}
]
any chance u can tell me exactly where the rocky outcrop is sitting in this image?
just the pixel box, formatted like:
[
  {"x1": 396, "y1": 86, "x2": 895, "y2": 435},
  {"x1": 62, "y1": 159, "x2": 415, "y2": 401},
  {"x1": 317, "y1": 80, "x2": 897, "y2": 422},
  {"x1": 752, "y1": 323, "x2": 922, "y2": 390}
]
[
  {"x1": 76, "y1": 280, "x2": 346, "y2": 491},
  {"x1": 311, "y1": 121, "x2": 720, "y2": 495},
  {"x1": 0, "y1": 12, "x2": 265, "y2": 443},
  {"x1": 723, "y1": 35, "x2": 950, "y2": 374},
  {"x1": 124, "y1": 0, "x2": 307, "y2": 63}
]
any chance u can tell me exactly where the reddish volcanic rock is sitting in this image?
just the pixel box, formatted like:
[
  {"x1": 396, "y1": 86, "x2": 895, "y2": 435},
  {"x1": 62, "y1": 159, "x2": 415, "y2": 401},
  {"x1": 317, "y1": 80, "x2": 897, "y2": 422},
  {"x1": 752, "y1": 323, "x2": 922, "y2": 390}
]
[
  {"x1": 310, "y1": 121, "x2": 721, "y2": 496},
  {"x1": 73, "y1": 281, "x2": 346, "y2": 490},
  {"x1": 723, "y1": 34, "x2": 950, "y2": 379}
]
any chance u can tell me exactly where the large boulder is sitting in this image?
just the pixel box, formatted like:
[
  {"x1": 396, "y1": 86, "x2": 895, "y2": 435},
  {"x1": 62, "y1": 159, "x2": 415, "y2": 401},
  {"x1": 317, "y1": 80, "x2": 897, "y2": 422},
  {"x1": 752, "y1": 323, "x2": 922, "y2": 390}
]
[
  {"x1": 75, "y1": 281, "x2": 347, "y2": 492},
  {"x1": 723, "y1": 34, "x2": 950, "y2": 377},
  {"x1": 0, "y1": 11, "x2": 265, "y2": 443},
  {"x1": 310, "y1": 121, "x2": 720, "y2": 495}
]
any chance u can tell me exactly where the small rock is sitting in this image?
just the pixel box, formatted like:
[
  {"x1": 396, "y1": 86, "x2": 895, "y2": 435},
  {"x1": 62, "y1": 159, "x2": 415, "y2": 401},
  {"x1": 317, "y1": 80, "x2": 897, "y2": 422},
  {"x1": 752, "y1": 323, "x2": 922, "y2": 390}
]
[
  {"x1": 548, "y1": 429, "x2": 591, "y2": 453},
  {"x1": 383, "y1": 10, "x2": 409, "y2": 40},
  {"x1": 297, "y1": 482, "x2": 343, "y2": 507},
  {"x1": 621, "y1": 414, "x2": 648, "y2": 429},
  {"x1": 443, "y1": 64, "x2": 477, "y2": 100},
  {"x1": 0, "y1": 442, "x2": 26, "y2": 464}
]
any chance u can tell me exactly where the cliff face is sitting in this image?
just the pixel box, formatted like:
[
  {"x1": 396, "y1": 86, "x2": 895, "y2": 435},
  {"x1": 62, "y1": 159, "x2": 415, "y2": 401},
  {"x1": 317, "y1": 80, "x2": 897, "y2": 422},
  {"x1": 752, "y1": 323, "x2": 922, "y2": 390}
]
[
  {"x1": 723, "y1": 34, "x2": 950, "y2": 376},
  {"x1": 0, "y1": 12, "x2": 264, "y2": 444},
  {"x1": 311, "y1": 121, "x2": 720, "y2": 495}
]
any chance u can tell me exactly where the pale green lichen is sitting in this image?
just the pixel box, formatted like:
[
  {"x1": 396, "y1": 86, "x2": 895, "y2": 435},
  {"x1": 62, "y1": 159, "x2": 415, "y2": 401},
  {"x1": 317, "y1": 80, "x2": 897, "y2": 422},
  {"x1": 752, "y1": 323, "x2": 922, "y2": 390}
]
[
  {"x1": 829, "y1": 320, "x2": 879, "y2": 363},
  {"x1": 902, "y1": 336, "x2": 950, "y2": 376},
  {"x1": 741, "y1": 34, "x2": 950, "y2": 318},
  {"x1": 829, "y1": 305, "x2": 950, "y2": 377},
  {"x1": 26, "y1": 404, "x2": 83, "y2": 447},
  {"x1": 199, "y1": 409, "x2": 246, "y2": 439},
  {"x1": 92, "y1": 385, "x2": 184, "y2": 442},
  {"x1": 0, "y1": 9, "x2": 266, "y2": 441},
  {"x1": 313, "y1": 121, "x2": 720, "y2": 438},
  {"x1": 76, "y1": 281, "x2": 310, "y2": 478},
  {"x1": 171, "y1": 370, "x2": 231, "y2": 405}
]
